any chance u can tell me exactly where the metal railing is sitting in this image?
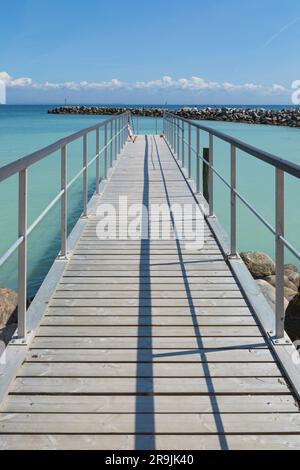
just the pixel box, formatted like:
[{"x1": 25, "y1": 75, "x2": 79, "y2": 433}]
[
  {"x1": 0, "y1": 112, "x2": 129, "y2": 341},
  {"x1": 163, "y1": 111, "x2": 300, "y2": 342}
]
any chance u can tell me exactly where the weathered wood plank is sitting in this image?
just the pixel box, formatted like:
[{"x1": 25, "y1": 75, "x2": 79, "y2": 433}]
[
  {"x1": 45, "y1": 306, "x2": 252, "y2": 316},
  {"x1": 53, "y1": 291, "x2": 244, "y2": 299},
  {"x1": 59, "y1": 277, "x2": 237, "y2": 285},
  {"x1": 26, "y1": 348, "x2": 274, "y2": 363},
  {"x1": 36, "y1": 325, "x2": 261, "y2": 337},
  {"x1": 42, "y1": 315, "x2": 256, "y2": 327},
  {"x1": 1, "y1": 413, "x2": 299, "y2": 434},
  {"x1": 1, "y1": 434, "x2": 300, "y2": 450},
  {"x1": 18, "y1": 362, "x2": 281, "y2": 378},
  {"x1": 31, "y1": 336, "x2": 268, "y2": 349},
  {"x1": 57, "y1": 283, "x2": 240, "y2": 291},
  {"x1": 2, "y1": 394, "x2": 297, "y2": 414},
  {"x1": 50, "y1": 298, "x2": 248, "y2": 307}
]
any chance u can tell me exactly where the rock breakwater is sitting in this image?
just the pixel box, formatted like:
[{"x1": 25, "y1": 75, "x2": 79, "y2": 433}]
[{"x1": 48, "y1": 106, "x2": 300, "y2": 128}]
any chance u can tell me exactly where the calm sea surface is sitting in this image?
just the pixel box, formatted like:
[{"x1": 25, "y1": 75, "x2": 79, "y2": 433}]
[{"x1": 1, "y1": 105, "x2": 300, "y2": 296}]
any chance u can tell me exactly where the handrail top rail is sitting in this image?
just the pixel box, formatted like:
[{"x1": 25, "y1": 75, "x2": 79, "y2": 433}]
[
  {"x1": 0, "y1": 112, "x2": 130, "y2": 183},
  {"x1": 165, "y1": 111, "x2": 300, "y2": 179}
]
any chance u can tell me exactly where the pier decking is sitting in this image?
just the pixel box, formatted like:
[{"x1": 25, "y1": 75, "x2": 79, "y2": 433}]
[{"x1": 1, "y1": 134, "x2": 300, "y2": 450}]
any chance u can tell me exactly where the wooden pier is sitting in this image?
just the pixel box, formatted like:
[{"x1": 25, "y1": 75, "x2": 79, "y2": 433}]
[{"x1": 1, "y1": 133, "x2": 300, "y2": 450}]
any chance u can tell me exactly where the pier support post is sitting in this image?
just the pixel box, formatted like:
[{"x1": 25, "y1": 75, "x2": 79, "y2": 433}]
[
  {"x1": 208, "y1": 134, "x2": 214, "y2": 217},
  {"x1": 96, "y1": 128, "x2": 100, "y2": 194},
  {"x1": 275, "y1": 168, "x2": 285, "y2": 341},
  {"x1": 196, "y1": 129, "x2": 200, "y2": 193},
  {"x1": 230, "y1": 145, "x2": 237, "y2": 256},
  {"x1": 188, "y1": 123, "x2": 191, "y2": 178},
  {"x1": 83, "y1": 134, "x2": 88, "y2": 217},
  {"x1": 104, "y1": 124, "x2": 108, "y2": 179},
  {"x1": 18, "y1": 169, "x2": 27, "y2": 340},
  {"x1": 61, "y1": 145, "x2": 67, "y2": 258}
]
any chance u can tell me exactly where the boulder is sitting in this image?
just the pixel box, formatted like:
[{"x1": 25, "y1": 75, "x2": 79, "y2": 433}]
[
  {"x1": 256, "y1": 279, "x2": 289, "y2": 312},
  {"x1": 285, "y1": 287, "x2": 298, "y2": 302},
  {"x1": 0, "y1": 288, "x2": 18, "y2": 329},
  {"x1": 285, "y1": 293, "x2": 300, "y2": 341},
  {"x1": 286, "y1": 271, "x2": 300, "y2": 290},
  {"x1": 264, "y1": 275, "x2": 298, "y2": 293},
  {"x1": 241, "y1": 252, "x2": 275, "y2": 279},
  {"x1": 284, "y1": 264, "x2": 298, "y2": 273}
]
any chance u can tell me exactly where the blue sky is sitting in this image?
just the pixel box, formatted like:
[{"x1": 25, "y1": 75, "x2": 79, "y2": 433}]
[{"x1": 1, "y1": 0, "x2": 300, "y2": 104}]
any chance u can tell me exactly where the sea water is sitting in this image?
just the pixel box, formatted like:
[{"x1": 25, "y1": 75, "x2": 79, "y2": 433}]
[{"x1": 0, "y1": 105, "x2": 300, "y2": 296}]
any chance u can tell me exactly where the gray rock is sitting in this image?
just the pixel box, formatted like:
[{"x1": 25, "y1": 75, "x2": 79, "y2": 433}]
[
  {"x1": 265, "y1": 275, "x2": 298, "y2": 293},
  {"x1": 256, "y1": 279, "x2": 289, "y2": 312},
  {"x1": 286, "y1": 271, "x2": 300, "y2": 289},
  {"x1": 47, "y1": 106, "x2": 300, "y2": 129},
  {"x1": 240, "y1": 252, "x2": 275, "y2": 279},
  {"x1": 284, "y1": 264, "x2": 298, "y2": 273},
  {"x1": 285, "y1": 287, "x2": 298, "y2": 302},
  {"x1": 0, "y1": 288, "x2": 18, "y2": 329}
]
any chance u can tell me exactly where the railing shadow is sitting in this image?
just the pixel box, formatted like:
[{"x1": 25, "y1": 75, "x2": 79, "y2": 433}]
[
  {"x1": 153, "y1": 135, "x2": 229, "y2": 450},
  {"x1": 135, "y1": 135, "x2": 156, "y2": 450}
]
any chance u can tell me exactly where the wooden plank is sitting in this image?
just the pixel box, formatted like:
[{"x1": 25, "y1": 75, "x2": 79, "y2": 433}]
[
  {"x1": 2, "y1": 395, "x2": 297, "y2": 414},
  {"x1": 42, "y1": 315, "x2": 257, "y2": 327},
  {"x1": 50, "y1": 298, "x2": 248, "y2": 307},
  {"x1": 36, "y1": 325, "x2": 262, "y2": 337},
  {"x1": 1, "y1": 412, "x2": 299, "y2": 434},
  {"x1": 53, "y1": 291, "x2": 244, "y2": 299},
  {"x1": 56, "y1": 283, "x2": 240, "y2": 291},
  {"x1": 26, "y1": 348, "x2": 274, "y2": 363},
  {"x1": 18, "y1": 362, "x2": 281, "y2": 378},
  {"x1": 64, "y1": 270, "x2": 232, "y2": 277},
  {"x1": 59, "y1": 277, "x2": 237, "y2": 285},
  {"x1": 1, "y1": 434, "x2": 300, "y2": 450},
  {"x1": 46, "y1": 306, "x2": 253, "y2": 316},
  {"x1": 31, "y1": 337, "x2": 268, "y2": 349}
]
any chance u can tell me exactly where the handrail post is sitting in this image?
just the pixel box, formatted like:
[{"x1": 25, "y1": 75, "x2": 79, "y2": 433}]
[
  {"x1": 182, "y1": 122, "x2": 185, "y2": 166},
  {"x1": 208, "y1": 133, "x2": 214, "y2": 217},
  {"x1": 61, "y1": 145, "x2": 67, "y2": 258},
  {"x1": 96, "y1": 128, "x2": 100, "y2": 194},
  {"x1": 122, "y1": 115, "x2": 125, "y2": 147},
  {"x1": 173, "y1": 118, "x2": 176, "y2": 152},
  {"x1": 275, "y1": 168, "x2": 285, "y2": 340},
  {"x1": 172, "y1": 117, "x2": 175, "y2": 150},
  {"x1": 114, "y1": 119, "x2": 117, "y2": 160},
  {"x1": 156, "y1": 117, "x2": 158, "y2": 135},
  {"x1": 230, "y1": 145, "x2": 237, "y2": 256},
  {"x1": 104, "y1": 124, "x2": 108, "y2": 179},
  {"x1": 174, "y1": 118, "x2": 177, "y2": 156},
  {"x1": 188, "y1": 123, "x2": 191, "y2": 178},
  {"x1": 177, "y1": 119, "x2": 180, "y2": 160},
  {"x1": 118, "y1": 117, "x2": 121, "y2": 155},
  {"x1": 110, "y1": 120, "x2": 113, "y2": 168},
  {"x1": 83, "y1": 134, "x2": 88, "y2": 217},
  {"x1": 18, "y1": 169, "x2": 27, "y2": 340},
  {"x1": 196, "y1": 128, "x2": 200, "y2": 193}
]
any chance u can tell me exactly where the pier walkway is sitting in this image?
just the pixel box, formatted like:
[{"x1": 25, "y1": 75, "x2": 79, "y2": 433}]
[{"x1": 1, "y1": 118, "x2": 300, "y2": 449}]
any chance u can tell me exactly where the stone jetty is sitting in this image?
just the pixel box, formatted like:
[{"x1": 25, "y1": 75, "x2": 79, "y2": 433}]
[{"x1": 48, "y1": 106, "x2": 300, "y2": 128}]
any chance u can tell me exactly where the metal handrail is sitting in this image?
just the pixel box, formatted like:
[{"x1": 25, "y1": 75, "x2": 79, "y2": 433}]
[
  {"x1": 0, "y1": 112, "x2": 130, "y2": 340},
  {"x1": 164, "y1": 111, "x2": 300, "y2": 342},
  {"x1": 164, "y1": 111, "x2": 300, "y2": 179}
]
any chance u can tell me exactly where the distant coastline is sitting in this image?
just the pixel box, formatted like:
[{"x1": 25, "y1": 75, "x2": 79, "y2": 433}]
[{"x1": 48, "y1": 106, "x2": 300, "y2": 128}]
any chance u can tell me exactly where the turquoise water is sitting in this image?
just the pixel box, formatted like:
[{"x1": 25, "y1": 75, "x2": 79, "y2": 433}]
[{"x1": 0, "y1": 105, "x2": 300, "y2": 296}]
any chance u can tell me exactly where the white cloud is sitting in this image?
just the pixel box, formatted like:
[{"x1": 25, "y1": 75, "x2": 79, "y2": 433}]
[{"x1": 0, "y1": 71, "x2": 287, "y2": 95}]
